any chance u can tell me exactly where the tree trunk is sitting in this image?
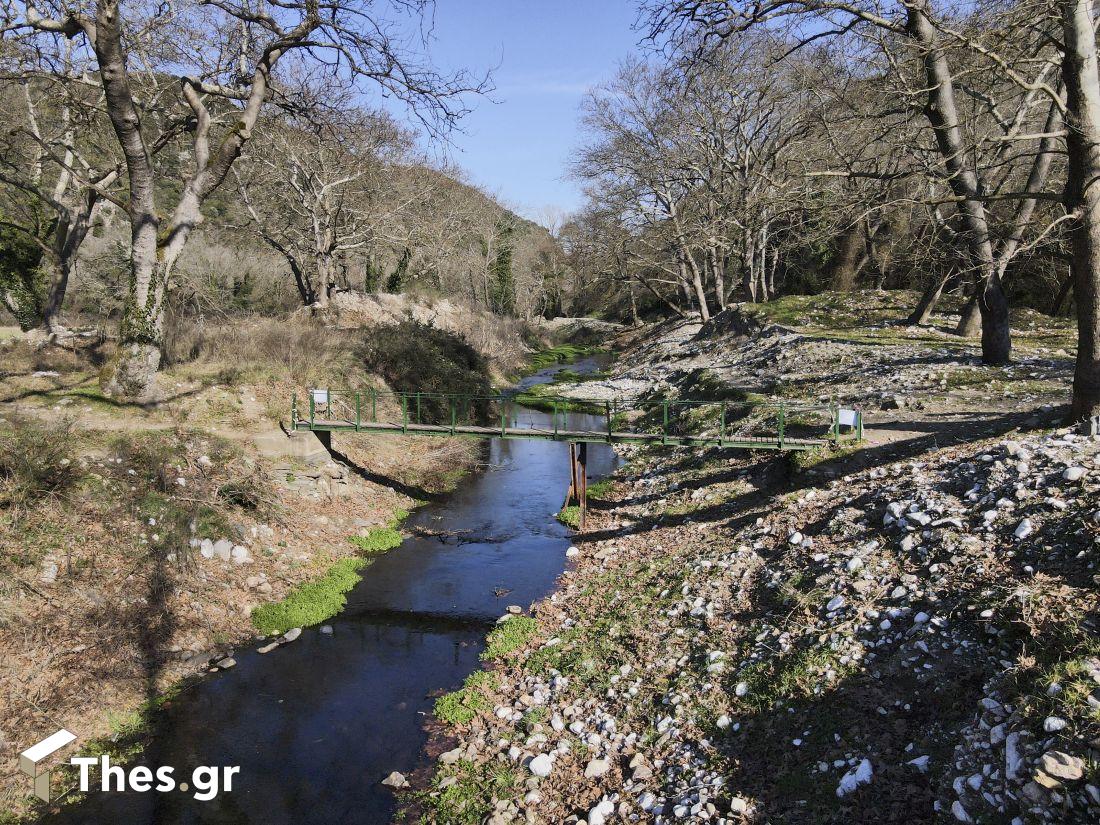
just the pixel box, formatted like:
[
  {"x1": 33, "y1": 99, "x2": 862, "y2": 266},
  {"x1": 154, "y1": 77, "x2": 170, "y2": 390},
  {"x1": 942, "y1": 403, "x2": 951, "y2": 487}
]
[
  {"x1": 1063, "y1": 0, "x2": 1100, "y2": 419},
  {"x1": 1050, "y1": 272, "x2": 1074, "y2": 316},
  {"x1": 707, "y1": 245, "x2": 726, "y2": 309},
  {"x1": 956, "y1": 294, "x2": 982, "y2": 336},
  {"x1": 679, "y1": 246, "x2": 711, "y2": 321},
  {"x1": 908, "y1": 273, "x2": 950, "y2": 326},
  {"x1": 754, "y1": 222, "x2": 770, "y2": 301},
  {"x1": 741, "y1": 230, "x2": 756, "y2": 302},
  {"x1": 825, "y1": 222, "x2": 867, "y2": 292},
  {"x1": 767, "y1": 246, "x2": 779, "y2": 299},
  {"x1": 907, "y1": 4, "x2": 1010, "y2": 364}
]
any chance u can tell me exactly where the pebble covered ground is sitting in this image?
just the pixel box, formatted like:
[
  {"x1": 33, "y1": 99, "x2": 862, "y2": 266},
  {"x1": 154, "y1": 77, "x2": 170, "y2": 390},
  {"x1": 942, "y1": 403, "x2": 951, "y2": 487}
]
[{"x1": 415, "y1": 298, "x2": 1097, "y2": 824}]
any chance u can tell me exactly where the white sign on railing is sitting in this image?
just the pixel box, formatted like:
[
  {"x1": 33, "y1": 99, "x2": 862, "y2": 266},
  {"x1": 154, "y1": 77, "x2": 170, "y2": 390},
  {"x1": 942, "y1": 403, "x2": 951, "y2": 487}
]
[
  {"x1": 310, "y1": 389, "x2": 329, "y2": 406},
  {"x1": 838, "y1": 409, "x2": 858, "y2": 428}
]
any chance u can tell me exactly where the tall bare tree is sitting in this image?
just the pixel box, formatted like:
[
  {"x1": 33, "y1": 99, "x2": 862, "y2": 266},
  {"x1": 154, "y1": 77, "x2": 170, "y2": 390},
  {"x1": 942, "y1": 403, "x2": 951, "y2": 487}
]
[{"x1": 2, "y1": 0, "x2": 488, "y2": 399}]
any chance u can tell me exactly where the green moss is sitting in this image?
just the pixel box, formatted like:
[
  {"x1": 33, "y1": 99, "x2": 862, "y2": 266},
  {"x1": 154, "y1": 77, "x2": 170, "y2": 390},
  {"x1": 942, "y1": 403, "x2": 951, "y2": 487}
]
[
  {"x1": 433, "y1": 670, "x2": 495, "y2": 726},
  {"x1": 348, "y1": 526, "x2": 402, "y2": 554},
  {"x1": 251, "y1": 556, "x2": 368, "y2": 635},
  {"x1": 523, "y1": 343, "x2": 602, "y2": 374},
  {"x1": 512, "y1": 383, "x2": 606, "y2": 414},
  {"x1": 556, "y1": 505, "x2": 581, "y2": 529},
  {"x1": 481, "y1": 616, "x2": 538, "y2": 660}
]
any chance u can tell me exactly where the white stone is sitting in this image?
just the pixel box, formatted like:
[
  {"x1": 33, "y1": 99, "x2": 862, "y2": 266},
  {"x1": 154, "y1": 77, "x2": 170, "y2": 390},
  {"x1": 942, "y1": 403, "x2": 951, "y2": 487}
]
[
  {"x1": 231, "y1": 545, "x2": 252, "y2": 564},
  {"x1": 528, "y1": 753, "x2": 553, "y2": 777},
  {"x1": 908, "y1": 755, "x2": 930, "y2": 773},
  {"x1": 836, "y1": 758, "x2": 873, "y2": 797},
  {"x1": 1014, "y1": 518, "x2": 1034, "y2": 540},
  {"x1": 951, "y1": 801, "x2": 973, "y2": 823},
  {"x1": 381, "y1": 771, "x2": 407, "y2": 788},
  {"x1": 1062, "y1": 466, "x2": 1087, "y2": 482},
  {"x1": 1043, "y1": 716, "x2": 1067, "y2": 733},
  {"x1": 588, "y1": 798, "x2": 614, "y2": 825}
]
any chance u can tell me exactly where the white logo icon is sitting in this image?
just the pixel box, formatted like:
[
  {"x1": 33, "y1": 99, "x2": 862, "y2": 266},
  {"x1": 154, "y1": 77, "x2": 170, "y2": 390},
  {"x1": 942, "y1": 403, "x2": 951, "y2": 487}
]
[{"x1": 20, "y1": 729, "x2": 77, "y2": 802}]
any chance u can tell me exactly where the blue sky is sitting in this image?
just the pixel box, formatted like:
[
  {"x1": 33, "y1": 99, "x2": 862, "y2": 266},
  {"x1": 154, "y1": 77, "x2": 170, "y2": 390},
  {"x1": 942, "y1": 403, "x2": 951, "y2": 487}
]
[{"x1": 404, "y1": 1, "x2": 644, "y2": 223}]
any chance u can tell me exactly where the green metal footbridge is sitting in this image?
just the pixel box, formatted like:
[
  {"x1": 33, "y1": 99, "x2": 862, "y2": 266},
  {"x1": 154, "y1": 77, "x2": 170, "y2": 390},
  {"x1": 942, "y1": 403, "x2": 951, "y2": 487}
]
[
  {"x1": 291, "y1": 388, "x2": 862, "y2": 452},
  {"x1": 291, "y1": 388, "x2": 862, "y2": 530}
]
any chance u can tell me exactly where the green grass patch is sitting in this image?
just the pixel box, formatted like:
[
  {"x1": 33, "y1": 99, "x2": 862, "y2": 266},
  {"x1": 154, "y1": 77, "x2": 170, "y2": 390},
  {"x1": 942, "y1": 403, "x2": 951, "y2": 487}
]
[
  {"x1": 251, "y1": 556, "x2": 368, "y2": 635},
  {"x1": 557, "y1": 505, "x2": 580, "y2": 529},
  {"x1": 348, "y1": 526, "x2": 403, "y2": 554},
  {"x1": 433, "y1": 669, "x2": 496, "y2": 726},
  {"x1": 523, "y1": 344, "x2": 602, "y2": 374},
  {"x1": 252, "y1": 505, "x2": 412, "y2": 635},
  {"x1": 732, "y1": 642, "x2": 856, "y2": 713},
  {"x1": 788, "y1": 442, "x2": 862, "y2": 472},
  {"x1": 419, "y1": 759, "x2": 521, "y2": 825},
  {"x1": 586, "y1": 478, "x2": 614, "y2": 499},
  {"x1": 481, "y1": 616, "x2": 539, "y2": 660}
]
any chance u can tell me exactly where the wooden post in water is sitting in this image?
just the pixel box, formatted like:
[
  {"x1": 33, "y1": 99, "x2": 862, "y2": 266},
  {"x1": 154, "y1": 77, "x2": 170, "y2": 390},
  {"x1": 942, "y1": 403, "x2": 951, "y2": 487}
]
[{"x1": 577, "y1": 442, "x2": 588, "y2": 530}]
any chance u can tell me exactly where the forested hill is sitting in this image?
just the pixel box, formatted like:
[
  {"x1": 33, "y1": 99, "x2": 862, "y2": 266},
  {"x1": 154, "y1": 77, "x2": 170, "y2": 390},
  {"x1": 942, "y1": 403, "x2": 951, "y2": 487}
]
[{"x1": 60, "y1": 153, "x2": 568, "y2": 331}]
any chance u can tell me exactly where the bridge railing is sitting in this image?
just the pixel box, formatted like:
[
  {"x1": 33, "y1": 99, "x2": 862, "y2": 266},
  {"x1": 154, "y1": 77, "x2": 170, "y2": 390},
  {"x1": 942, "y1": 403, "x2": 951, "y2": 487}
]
[{"x1": 292, "y1": 388, "x2": 861, "y2": 447}]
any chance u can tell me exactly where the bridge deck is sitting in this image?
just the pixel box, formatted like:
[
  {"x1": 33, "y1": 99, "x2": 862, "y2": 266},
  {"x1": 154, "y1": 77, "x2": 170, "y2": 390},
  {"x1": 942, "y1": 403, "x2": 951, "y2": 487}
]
[{"x1": 295, "y1": 418, "x2": 828, "y2": 450}]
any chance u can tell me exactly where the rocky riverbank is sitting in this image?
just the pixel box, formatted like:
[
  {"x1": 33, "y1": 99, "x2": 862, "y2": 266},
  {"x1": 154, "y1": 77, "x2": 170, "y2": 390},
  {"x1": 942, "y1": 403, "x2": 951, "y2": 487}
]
[{"x1": 415, "y1": 295, "x2": 1098, "y2": 824}]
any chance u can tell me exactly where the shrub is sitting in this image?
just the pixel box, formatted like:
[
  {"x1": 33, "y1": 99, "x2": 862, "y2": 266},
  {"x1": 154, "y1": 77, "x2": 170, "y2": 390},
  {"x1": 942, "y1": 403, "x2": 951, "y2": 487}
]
[
  {"x1": 0, "y1": 416, "x2": 81, "y2": 518},
  {"x1": 358, "y1": 321, "x2": 495, "y2": 422}
]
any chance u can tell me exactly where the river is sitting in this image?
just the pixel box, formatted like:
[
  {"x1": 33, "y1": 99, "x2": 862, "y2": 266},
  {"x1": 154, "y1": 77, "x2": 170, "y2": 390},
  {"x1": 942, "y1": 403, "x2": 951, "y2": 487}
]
[{"x1": 45, "y1": 359, "x2": 618, "y2": 825}]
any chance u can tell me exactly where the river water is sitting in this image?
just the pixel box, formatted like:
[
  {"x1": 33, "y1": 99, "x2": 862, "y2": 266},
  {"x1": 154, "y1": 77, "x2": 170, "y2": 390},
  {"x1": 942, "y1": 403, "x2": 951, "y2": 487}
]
[{"x1": 45, "y1": 361, "x2": 617, "y2": 825}]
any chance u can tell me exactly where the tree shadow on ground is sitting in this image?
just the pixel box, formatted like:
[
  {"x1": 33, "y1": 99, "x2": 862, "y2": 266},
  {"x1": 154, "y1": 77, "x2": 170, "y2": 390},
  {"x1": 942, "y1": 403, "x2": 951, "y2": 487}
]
[{"x1": 323, "y1": 442, "x2": 445, "y2": 503}]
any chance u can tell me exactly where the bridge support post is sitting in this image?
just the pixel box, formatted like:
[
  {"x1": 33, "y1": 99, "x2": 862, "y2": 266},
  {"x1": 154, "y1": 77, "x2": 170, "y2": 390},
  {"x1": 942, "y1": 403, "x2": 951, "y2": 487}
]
[{"x1": 563, "y1": 442, "x2": 588, "y2": 531}]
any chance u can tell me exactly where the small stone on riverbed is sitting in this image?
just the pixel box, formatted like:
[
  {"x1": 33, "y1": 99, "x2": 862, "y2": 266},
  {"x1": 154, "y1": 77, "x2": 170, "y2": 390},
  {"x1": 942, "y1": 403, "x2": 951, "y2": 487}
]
[{"x1": 381, "y1": 771, "x2": 408, "y2": 788}]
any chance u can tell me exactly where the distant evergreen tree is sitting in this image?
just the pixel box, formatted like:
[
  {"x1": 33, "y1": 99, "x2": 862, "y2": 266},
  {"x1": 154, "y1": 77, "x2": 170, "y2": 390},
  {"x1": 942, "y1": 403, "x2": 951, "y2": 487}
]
[
  {"x1": 363, "y1": 255, "x2": 385, "y2": 292},
  {"x1": 0, "y1": 222, "x2": 49, "y2": 331},
  {"x1": 489, "y1": 222, "x2": 515, "y2": 315},
  {"x1": 386, "y1": 247, "x2": 411, "y2": 292}
]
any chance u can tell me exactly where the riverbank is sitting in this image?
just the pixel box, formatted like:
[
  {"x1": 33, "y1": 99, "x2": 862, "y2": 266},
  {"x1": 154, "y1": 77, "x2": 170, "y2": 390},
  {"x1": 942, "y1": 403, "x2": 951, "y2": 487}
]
[
  {"x1": 412, "y1": 293, "x2": 1099, "y2": 824},
  {"x1": 0, "y1": 306, "x2": 545, "y2": 822}
]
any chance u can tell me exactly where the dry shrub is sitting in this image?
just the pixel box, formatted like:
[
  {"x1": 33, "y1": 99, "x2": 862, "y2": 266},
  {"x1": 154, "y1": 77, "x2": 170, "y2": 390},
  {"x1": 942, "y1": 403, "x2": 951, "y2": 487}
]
[
  {"x1": 167, "y1": 317, "x2": 360, "y2": 387},
  {"x1": 0, "y1": 415, "x2": 81, "y2": 519}
]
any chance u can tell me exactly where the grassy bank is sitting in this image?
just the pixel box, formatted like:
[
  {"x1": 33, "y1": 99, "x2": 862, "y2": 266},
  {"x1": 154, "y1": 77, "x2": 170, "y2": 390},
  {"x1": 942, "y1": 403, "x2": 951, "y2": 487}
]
[
  {"x1": 516, "y1": 343, "x2": 604, "y2": 377},
  {"x1": 250, "y1": 510, "x2": 409, "y2": 636}
]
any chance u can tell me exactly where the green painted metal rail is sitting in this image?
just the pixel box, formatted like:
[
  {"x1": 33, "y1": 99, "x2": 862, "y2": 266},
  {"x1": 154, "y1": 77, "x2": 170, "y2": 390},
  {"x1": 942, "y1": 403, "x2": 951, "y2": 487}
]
[{"x1": 291, "y1": 389, "x2": 862, "y2": 452}]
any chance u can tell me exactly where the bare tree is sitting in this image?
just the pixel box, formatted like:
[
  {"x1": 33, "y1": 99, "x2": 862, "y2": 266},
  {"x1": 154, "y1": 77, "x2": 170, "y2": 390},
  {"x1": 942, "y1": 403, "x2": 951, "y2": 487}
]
[
  {"x1": 0, "y1": 50, "x2": 123, "y2": 337},
  {"x1": 235, "y1": 105, "x2": 415, "y2": 308},
  {"x1": 642, "y1": 0, "x2": 1064, "y2": 367},
  {"x1": 2, "y1": 0, "x2": 489, "y2": 399}
]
